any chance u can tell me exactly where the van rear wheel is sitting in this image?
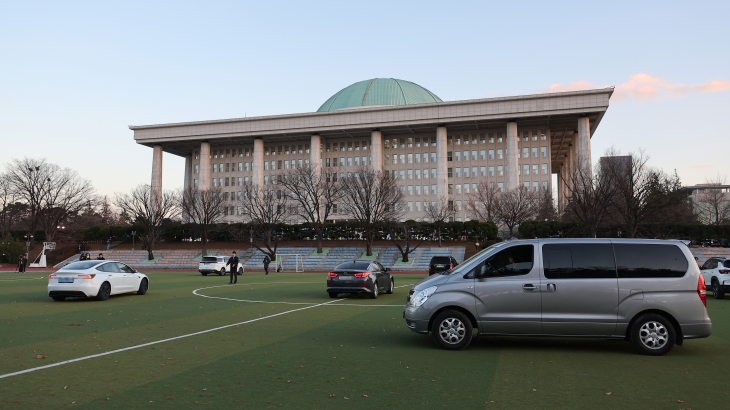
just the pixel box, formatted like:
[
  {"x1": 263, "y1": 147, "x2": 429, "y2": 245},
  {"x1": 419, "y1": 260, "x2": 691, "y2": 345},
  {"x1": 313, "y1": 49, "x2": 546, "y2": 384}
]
[
  {"x1": 629, "y1": 313, "x2": 676, "y2": 356},
  {"x1": 431, "y1": 310, "x2": 473, "y2": 350}
]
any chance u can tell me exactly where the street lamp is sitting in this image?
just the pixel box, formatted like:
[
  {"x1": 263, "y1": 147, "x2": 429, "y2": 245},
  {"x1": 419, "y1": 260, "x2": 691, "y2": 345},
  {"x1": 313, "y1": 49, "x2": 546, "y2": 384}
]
[
  {"x1": 24, "y1": 233, "x2": 33, "y2": 258},
  {"x1": 131, "y1": 231, "x2": 137, "y2": 250}
]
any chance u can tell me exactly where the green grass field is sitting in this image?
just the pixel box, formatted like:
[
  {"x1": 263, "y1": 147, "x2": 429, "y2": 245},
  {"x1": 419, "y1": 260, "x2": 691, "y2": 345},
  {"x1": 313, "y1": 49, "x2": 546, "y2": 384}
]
[{"x1": 1, "y1": 270, "x2": 729, "y2": 409}]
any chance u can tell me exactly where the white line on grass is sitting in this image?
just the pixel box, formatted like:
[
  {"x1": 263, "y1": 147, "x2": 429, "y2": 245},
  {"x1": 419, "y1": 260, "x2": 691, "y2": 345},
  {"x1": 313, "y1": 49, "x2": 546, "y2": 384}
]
[
  {"x1": 192, "y1": 283, "x2": 414, "y2": 307},
  {"x1": 0, "y1": 297, "x2": 344, "y2": 380},
  {"x1": 0, "y1": 277, "x2": 46, "y2": 282}
]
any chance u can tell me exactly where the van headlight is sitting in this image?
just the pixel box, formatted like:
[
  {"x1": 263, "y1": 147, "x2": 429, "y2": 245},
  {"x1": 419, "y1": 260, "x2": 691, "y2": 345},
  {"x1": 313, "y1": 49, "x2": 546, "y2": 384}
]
[{"x1": 411, "y1": 286, "x2": 437, "y2": 307}]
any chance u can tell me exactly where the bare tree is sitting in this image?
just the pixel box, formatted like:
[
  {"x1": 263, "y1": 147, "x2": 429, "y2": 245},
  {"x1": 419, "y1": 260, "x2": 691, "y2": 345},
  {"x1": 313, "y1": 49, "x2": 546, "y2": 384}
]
[
  {"x1": 423, "y1": 196, "x2": 455, "y2": 247},
  {"x1": 181, "y1": 186, "x2": 226, "y2": 257},
  {"x1": 535, "y1": 186, "x2": 558, "y2": 222},
  {"x1": 695, "y1": 176, "x2": 730, "y2": 225},
  {"x1": 114, "y1": 185, "x2": 180, "y2": 260},
  {"x1": 494, "y1": 186, "x2": 537, "y2": 238},
  {"x1": 604, "y1": 149, "x2": 686, "y2": 238},
  {"x1": 562, "y1": 159, "x2": 616, "y2": 237},
  {"x1": 388, "y1": 220, "x2": 426, "y2": 263},
  {"x1": 339, "y1": 166, "x2": 404, "y2": 256},
  {"x1": 277, "y1": 165, "x2": 341, "y2": 253},
  {"x1": 238, "y1": 182, "x2": 289, "y2": 260},
  {"x1": 0, "y1": 174, "x2": 23, "y2": 237},
  {"x1": 6, "y1": 158, "x2": 95, "y2": 239},
  {"x1": 466, "y1": 181, "x2": 500, "y2": 223}
]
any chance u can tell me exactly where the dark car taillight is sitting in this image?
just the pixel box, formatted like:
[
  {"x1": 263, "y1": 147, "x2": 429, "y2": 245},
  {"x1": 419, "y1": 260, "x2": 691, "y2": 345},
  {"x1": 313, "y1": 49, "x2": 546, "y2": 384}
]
[
  {"x1": 698, "y1": 274, "x2": 707, "y2": 307},
  {"x1": 327, "y1": 272, "x2": 338, "y2": 278},
  {"x1": 353, "y1": 272, "x2": 369, "y2": 278}
]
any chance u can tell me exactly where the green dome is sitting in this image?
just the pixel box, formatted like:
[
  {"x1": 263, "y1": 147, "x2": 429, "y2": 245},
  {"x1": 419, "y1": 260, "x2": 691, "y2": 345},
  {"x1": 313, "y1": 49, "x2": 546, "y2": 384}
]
[{"x1": 317, "y1": 78, "x2": 442, "y2": 112}]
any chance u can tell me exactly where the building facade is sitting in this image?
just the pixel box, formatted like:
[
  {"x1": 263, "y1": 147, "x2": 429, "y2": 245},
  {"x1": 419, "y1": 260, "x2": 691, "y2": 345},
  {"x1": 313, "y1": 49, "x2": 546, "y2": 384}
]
[{"x1": 130, "y1": 78, "x2": 613, "y2": 222}]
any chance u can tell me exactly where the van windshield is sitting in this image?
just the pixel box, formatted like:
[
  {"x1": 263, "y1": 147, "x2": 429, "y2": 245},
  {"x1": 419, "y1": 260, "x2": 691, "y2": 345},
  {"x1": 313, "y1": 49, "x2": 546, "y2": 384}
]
[{"x1": 447, "y1": 242, "x2": 507, "y2": 276}]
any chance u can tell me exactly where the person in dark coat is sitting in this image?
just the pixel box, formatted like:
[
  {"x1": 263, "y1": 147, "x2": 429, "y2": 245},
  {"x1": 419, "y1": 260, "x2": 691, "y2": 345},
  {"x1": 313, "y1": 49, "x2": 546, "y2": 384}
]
[
  {"x1": 263, "y1": 255, "x2": 270, "y2": 275},
  {"x1": 96, "y1": 253, "x2": 105, "y2": 260},
  {"x1": 18, "y1": 255, "x2": 23, "y2": 272},
  {"x1": 226, "y1": 251, "x2": 240, "y2": 284}
]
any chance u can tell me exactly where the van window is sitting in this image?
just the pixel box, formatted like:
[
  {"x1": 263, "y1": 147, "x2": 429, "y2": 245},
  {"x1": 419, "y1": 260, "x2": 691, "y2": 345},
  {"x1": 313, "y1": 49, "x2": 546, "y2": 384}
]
[
  {"x1": 614, "y1": 244, "x2": 688, "y2": 278},
  {"x1": 543, "y1": 243, "x2": 616, "y2": 279},
  {"x1": 480, "y1": 245, "x2": 534, "y2": 277}
]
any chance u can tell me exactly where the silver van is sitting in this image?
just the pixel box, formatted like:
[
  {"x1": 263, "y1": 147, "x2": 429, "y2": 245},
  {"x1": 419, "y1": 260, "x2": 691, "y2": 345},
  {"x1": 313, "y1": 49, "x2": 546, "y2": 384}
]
[{"x1": 403, "y1": 239, "x2": 712, "y2": 355}]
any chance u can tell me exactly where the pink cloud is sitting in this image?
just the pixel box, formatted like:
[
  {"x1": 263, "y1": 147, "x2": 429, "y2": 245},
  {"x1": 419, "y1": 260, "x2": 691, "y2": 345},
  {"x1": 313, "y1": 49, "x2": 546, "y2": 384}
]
[
  {"x1": 544, "y1": 74, "x2": 730, "y2": 101},
  {"x1": 692, "y1": 164, "x2": 715, "y2": 169}
]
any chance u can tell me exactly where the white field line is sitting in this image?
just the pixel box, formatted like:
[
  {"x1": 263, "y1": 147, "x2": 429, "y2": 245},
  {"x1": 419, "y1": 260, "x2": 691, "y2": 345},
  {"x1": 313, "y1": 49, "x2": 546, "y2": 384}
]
[
  {"x1": 193, "y1": 283, "x2": 413, "y2": 307},
  {"x1": 0, "y1": 277, "x2": 46, "y2": 282},
  {"x1": 0, "y1": 297, "x2": 344, "y2": 380}
]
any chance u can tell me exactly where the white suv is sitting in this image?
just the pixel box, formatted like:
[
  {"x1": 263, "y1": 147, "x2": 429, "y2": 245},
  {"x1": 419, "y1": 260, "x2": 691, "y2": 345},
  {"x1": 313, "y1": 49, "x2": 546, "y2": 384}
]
[
  {"x1": 701, "y1": 257, "x2": 730, "y2": 299},
  {"x1": 199, "y1": 256, "x2": 243, "y2": 276}
]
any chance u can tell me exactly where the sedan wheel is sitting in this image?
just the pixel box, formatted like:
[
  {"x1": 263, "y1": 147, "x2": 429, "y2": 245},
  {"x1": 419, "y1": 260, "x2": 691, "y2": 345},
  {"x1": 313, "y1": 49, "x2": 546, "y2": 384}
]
[
  {"x1": 95, "y1": 282, "x2": 111, "y2": 301},
  {"x1": 369, "y1": 281, "x2": 379, "y2": 299},
  {"x1": 137, "y1": 278, "x2": 149, "y2": 295},
  {"x1": 386, "y1": 278, "x2": 394, "y2": 294}
]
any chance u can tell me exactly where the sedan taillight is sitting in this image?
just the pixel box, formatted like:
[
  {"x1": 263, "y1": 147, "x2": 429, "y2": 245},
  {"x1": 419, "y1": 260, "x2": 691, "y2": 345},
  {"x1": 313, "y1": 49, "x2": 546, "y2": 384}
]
[
  {"x1": 698, "y1": 274, "x2": 707, "y2": 307},
  {"x1": 353, "y1": 272, "x2": 369, "y2": 278},
  {"x1": 719, "y1": 269, "x2": 730, "y2": 274},
  {"x1": 48, "y1": 273, "x2": 56, "y2": 279},
  {"x1": 78, "y1": 274, "x2": 96, "y2": 280},
  {"x1": 327, "y1": 272, "x2": 338, "y2": 278}
]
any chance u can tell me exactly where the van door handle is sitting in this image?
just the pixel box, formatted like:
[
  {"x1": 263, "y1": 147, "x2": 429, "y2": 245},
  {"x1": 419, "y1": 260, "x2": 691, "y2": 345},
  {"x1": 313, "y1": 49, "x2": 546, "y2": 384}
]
[
  {"x1": 522, "y1": 284, "x2": 537, "y2": 291},
  {"x1": 546, "y1": 283, "x2": 557, "y2": 292}
]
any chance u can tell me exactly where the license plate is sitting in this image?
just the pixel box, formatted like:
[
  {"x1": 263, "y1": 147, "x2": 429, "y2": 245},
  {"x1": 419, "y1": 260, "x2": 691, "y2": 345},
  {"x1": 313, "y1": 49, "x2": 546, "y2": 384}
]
[
  {"x1": 58, "y1": 277, "x2": 74, "y2": 283},
  {"x1": 436, "y1": 265, "x2": 445, "y2": 268}
]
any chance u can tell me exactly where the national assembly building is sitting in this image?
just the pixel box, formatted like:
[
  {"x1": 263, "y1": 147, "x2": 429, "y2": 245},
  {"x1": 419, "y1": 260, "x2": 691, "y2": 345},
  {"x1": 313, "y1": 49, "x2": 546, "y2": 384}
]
[{"x1": 130, "y1": 78, "x2": 613, "y2": 222}]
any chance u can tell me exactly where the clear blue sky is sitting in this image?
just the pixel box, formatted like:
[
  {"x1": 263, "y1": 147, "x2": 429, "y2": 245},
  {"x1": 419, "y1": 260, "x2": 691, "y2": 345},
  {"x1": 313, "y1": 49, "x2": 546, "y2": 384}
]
[{"x1": 1, "y1": 0, "x2": 728, "y2": 196}]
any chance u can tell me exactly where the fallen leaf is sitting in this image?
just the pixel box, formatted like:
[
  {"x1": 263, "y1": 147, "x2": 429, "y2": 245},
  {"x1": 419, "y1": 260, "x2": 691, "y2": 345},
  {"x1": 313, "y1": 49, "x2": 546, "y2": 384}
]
[
  {"x1": 532, "y1": 389, "x2": 537, "y2": 392},
  {"x1": 605, "y1": 392, "x2": 612, "y2": 396},
  {"x1": 286, "y1": 380, "x2": 291, "y2": 383},
  {"x1": 36, "y1": 355, "x2": 45, "y2": 359},
  {"x1": 361, "y1": 394, "x2": 368, "y2": 398},
  {"x1": 329, "y1": 394, "x2": 335, "y2": 398},
  {"x1": 340, "y1": 377, "x2": 345, "y2": 380},
  {"x1": 677, "y1": 399, "x2": 684, "y2": 403},
  {"x1": 160, "y1": 364, "x2": 165, "y2": 366},
  {"x1": 63, "y1": 386, "x2": 68, "y2": 390},
  {"x1": 344, "y1": 397, "x2": 349, "y2": 400}
]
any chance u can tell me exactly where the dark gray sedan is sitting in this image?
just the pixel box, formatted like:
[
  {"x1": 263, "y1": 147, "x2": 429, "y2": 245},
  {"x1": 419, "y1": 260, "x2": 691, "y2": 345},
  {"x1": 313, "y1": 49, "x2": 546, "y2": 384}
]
[{"x1": 327, "y1": 260, "x2": 394, "y2": 299}]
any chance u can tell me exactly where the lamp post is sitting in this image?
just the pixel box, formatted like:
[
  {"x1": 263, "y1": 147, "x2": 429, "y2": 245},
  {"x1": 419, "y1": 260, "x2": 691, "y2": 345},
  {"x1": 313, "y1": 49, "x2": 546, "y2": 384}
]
[{"x1": 131, "y1": 231, "x2": 137, "y2": 250}]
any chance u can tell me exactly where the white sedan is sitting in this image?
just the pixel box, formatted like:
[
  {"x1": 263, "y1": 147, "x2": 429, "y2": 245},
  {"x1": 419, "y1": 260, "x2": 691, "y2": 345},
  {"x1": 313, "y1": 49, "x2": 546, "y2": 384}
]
[{"x1": 48, "y1": 260, "x2": 149, "y2": 301}]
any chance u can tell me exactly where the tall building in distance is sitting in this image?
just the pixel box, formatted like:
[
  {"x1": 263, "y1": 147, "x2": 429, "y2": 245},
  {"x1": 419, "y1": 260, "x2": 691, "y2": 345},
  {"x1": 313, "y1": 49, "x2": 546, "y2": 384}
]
[{"x1": 130, "y1": 78, "x2": 613, "y2": 222}]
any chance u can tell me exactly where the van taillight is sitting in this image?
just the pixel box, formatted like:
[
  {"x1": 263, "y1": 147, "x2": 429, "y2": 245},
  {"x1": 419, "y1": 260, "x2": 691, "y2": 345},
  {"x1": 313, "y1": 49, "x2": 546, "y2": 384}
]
[
  {"x1": 449, "y1": 264, "x2": 453, "y2": 269},
  {"x1": 698, "y1": 275, "x2": 707, "y2": 307}
]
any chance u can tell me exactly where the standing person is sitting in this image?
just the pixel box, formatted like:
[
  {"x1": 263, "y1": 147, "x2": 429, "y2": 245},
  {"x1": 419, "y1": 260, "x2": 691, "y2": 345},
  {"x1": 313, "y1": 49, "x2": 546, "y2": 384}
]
[
  {"x1": 263, "y1": 255, "x2": 270, "y2": 275},
  {"x1": 96, "y1": 253, "x2": 105, "y2": 260},
  {"x1": 106, "y1": 238, "x2": 111, "y2": 250},
  {"x1": 226, "y1": 251, "x2": 240, "y2": 284},
  {"x1": 21, "y1": 255, "x2": 27, "y2": 272},
  {"x1": 17, "y1": 255, "x2": 23, "y2": 272}
]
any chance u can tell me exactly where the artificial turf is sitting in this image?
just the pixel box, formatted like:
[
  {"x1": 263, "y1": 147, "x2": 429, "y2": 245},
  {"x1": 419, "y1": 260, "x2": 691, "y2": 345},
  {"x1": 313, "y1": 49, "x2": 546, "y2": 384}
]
[{"x1": 1, "y1": 270, "x2": 729, "y2": 409}]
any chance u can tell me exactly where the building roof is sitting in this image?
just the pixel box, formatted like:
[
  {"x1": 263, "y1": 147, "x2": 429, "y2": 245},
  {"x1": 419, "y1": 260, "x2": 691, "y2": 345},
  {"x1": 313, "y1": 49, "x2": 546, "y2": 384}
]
[{"x1": 317, "y1": 78, "x2": 442, "y2": 112}]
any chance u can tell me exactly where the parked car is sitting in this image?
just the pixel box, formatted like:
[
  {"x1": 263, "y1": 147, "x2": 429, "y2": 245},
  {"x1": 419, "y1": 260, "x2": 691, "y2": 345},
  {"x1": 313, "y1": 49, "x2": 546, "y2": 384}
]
[
  {"x1": 404, "y1": 239, "x2": 711, "y2": 355},
  {"x1": 700, "y1": 257, "x2": 730, "y2": 299},
  {"x1": 199, "y1": 256, "x2": 243, "y2": 276},
  {"x1": 48, "y1": 260, "x2": 149, "y2": 301},
  {"x1": 327, "y1": 260, "x2": 393, "y2": 299},
  {"x1": 428, "y1": 255, "x2": 459, "y2": 275}
]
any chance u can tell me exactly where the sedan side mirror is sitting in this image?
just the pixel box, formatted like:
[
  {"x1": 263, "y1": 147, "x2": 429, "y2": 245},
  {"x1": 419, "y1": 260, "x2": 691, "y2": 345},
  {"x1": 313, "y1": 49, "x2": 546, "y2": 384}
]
[{"x1": 385, "y1": 267, "x2": 391, "y2": 272}]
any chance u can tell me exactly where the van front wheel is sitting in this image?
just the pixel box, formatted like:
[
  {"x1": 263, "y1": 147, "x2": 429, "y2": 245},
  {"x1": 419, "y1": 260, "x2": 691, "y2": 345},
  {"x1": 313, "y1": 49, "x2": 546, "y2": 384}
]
[
  {"x1": 431, "y1": 310, "x2": 473, "y2": 350},
  {"x1": 629, "y1": 313, "x2": 676, "y2": 356}
]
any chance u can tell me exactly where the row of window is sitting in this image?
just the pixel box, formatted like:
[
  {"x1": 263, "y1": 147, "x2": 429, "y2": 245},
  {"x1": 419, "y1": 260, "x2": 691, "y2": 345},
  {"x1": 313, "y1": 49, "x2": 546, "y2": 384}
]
[
  {"x1": 476, "y1": 244, "x2": 689, "y2": 279},
  {"x1": 447, "y1": 164, "x2": 549, "y2": 178}
]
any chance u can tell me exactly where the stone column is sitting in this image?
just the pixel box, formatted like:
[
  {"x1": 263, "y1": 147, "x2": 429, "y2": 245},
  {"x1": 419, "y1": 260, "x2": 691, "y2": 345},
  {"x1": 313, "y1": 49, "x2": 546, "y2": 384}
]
[
  {"x1": 370, "y1": 130, "x2": 383, "y2": 172},
  {"x1": 436, "y1": 126, "x2": 448, "y2": 199},
  {"x1": 310, "y1": 134, "x2": 322, "y2": 173},
  {"x1": 151, "y1": 145, "x2": 163, "y2": 198},
  {"x1": 506, "y1": 122, "x2": 519, "y2": 191},
  {"x1": 199, "y1": 142, "x2": 211, "y2": 190},
  {"x1": 183, "y1": 155, "x2": 192, "y2": 191},
  {"x1": 577, "y1": 117, "x2": 592, "y2": 178},
  {"x1": 252, "y1": 138, "x2": 264, "y2": 186}
]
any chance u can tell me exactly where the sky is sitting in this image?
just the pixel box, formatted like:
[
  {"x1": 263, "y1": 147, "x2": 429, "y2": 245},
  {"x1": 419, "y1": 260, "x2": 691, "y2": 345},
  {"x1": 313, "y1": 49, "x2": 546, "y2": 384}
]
[{"x1": 1, "y1": 0, "x2": 729, "y2": 197}]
